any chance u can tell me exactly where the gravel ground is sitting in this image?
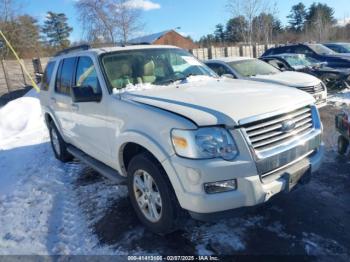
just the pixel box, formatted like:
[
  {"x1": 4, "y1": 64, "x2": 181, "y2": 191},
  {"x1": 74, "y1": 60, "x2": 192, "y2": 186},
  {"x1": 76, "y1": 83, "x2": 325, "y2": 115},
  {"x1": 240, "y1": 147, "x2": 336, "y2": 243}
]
[{"x1": 70, "y1": 104, "x2": 350, "y2": 260}]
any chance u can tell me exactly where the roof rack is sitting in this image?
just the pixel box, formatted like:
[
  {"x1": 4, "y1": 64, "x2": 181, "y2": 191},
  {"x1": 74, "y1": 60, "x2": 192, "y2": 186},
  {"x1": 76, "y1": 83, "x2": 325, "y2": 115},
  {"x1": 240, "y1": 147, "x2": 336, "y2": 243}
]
[{"x1": 54, "y1": 44, "x2": 91, "y2": 57}]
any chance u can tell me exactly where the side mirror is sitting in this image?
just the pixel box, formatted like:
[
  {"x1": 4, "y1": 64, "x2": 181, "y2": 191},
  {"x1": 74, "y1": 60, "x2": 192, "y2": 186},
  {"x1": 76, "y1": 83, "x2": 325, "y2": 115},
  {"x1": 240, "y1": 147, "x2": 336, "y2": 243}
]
[
  {"x1": 222, "y1": 74, "x2": 235, "y2": 79},
  {"x1": 71, "y1": 86, "x2": 102, "y2": 103}
]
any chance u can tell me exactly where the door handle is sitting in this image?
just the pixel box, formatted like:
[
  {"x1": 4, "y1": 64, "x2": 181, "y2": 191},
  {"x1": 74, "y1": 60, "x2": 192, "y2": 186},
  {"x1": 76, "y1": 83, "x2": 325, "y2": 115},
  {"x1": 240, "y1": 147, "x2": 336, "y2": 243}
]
[
  {"x1": 50, "y1": 97, "x2": 56, "y2": 103},
  {"x1": 71, "y1": 103, "x2": 79, "y2": 111}
]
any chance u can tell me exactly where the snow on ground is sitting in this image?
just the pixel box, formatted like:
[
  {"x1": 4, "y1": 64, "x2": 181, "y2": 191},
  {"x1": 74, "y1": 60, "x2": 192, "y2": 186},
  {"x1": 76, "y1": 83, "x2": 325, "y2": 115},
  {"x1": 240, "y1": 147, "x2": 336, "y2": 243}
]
[
  {"x1": 328, "y1": 88, "x2": 350, "y2": 106},
  {"x1": 0, "y1": 89, "x2": 120, "y2": 255},
  {"x1": 0, "y1": 88, "x2": 349, "y2": 257}
]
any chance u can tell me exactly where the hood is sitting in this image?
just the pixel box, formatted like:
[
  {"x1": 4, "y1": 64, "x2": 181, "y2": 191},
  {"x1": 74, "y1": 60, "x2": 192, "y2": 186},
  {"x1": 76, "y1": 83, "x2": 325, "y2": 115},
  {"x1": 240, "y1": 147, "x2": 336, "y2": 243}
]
[
  {"x1": 317, "y1": 66, "x2": 350, "y2": 75},
  {"x1": 121, "y1": 78, "x2": 314, "y2": 127},
  {"x1": 250, "y1": 71, "x2": 320, "y2": 88}
]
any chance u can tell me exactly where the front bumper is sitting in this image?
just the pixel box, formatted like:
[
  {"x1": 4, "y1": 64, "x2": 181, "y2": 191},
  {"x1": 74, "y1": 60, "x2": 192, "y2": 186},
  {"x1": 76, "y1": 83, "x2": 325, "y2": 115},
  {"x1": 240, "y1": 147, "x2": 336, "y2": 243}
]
[{"x1": 162, "y1": 143, "x2": 324, "y2": 216}]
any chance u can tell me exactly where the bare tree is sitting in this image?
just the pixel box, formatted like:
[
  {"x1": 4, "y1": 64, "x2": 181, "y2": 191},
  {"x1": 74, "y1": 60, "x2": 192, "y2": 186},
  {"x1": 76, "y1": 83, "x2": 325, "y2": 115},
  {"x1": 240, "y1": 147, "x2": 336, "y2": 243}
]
[
  {"x1": 226, "y1": 0, "x2": 276, "y2": 44},
  {"x1": 75, "y1": 0, "x2": 143, "y2": 44},
  {"x1": 116, "y1": 0, "x2": 143, "y2": 44},
  {"x1": 0, "y1": 0, "x2": 18, "y2": 22}
]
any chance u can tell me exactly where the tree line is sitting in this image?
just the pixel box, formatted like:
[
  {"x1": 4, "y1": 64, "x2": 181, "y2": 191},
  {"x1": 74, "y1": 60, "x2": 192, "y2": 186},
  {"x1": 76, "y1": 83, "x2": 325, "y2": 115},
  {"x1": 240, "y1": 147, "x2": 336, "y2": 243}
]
[
  {"x1": 0, "y1": 0, "x2": 73, "y2": 58},
  {"x1": 0, "y1": 0, "x2": 143, "y2": 59},
  {"x1": 199, "y1": 0, "x2": 350, "y2": 47},
  {"x1": 1, "y1": 0, "x2": 350, "y2": 58}
]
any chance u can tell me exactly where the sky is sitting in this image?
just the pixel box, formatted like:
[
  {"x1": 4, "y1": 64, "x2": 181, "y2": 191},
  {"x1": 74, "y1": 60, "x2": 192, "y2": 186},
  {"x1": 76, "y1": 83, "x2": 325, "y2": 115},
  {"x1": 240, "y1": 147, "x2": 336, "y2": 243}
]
[{"x1": 20, "y1": 0, "x2": 350, "y2": 41}]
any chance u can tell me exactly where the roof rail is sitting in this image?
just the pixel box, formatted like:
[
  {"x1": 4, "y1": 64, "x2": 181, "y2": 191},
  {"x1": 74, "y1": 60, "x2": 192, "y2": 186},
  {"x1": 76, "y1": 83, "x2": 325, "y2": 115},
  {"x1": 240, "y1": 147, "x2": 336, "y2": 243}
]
[
  {"x1": 54, "y1": 44, "x2": 91, "y2": 57},
  {"x1": 126, "y1": 42, "x2": 152, "y2": 46}
]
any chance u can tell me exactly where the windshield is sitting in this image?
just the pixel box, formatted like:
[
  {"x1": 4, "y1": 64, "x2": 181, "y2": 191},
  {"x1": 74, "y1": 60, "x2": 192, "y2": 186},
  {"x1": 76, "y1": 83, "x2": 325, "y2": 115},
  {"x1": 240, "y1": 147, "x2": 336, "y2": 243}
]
[
  {"x1": 101, "y1": 48, "x2": 216, "y2": 89},
  {"x1": 308, "y1": 44, "x2": 336, "y2": 55},
  {"x1": 228, "y1": 59, "x2": 280, "y2": 77},
  {"x1": 282, "y1": 54, "x2": 319, "y2": 68},
  {"x1": 338, "y1": 43, "x2": 350, "y2": 52}
]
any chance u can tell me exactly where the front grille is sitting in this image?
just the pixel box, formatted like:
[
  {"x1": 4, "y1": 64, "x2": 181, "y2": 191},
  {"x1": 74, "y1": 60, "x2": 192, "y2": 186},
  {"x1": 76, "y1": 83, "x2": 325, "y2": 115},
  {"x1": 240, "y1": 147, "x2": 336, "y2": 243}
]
[
  {"x1": 297, "y1": 83, "x2": 324, "y2": 94},
  {"x1": 241, "y1": 106, "x2": 314, "y2": 152}
]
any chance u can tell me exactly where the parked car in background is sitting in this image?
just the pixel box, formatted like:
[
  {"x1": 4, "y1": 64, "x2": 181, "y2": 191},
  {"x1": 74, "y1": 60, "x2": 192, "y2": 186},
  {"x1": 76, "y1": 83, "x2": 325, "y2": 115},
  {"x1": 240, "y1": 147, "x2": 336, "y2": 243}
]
[
  {"x1": 205, "y1": 57, "x2": 327, "y2": 107},
  {"x1": 40, "y1": 45, "x2": 324, "y2": 233},
  {"x1": 262, "y1": 43, "x2": 350, "y2": 69},
  {"x1": 323, "y1": 43, "x2": 350, "y2": 54},
  {"x1": 261, "y1": 53, "x2": 350, "y2": 90}
]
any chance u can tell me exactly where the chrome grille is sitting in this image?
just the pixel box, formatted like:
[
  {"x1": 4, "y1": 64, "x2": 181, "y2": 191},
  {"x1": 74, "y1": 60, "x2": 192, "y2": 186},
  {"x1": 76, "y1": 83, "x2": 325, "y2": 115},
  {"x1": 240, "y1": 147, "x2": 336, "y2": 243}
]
[
  {"x1": 241, "y1": 106, "x2": 314, "y2": 152},
  {"x1": 297, "y1": 83, "x2": 324, "y2": 94}
]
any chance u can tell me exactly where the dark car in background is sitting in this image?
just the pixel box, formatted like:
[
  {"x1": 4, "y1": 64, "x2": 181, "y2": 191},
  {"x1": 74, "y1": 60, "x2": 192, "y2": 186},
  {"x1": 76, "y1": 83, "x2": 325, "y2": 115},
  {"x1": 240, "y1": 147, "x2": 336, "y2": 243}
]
[
  {"x1": 262, "y1": 43, "x2": 350, "y2": 69},
  {"x1": 323, "y1": 43, "x2": 350, "y2": 54},
  {"x1": 261, "y1": 53, "x2": 350, "y2": 90}
]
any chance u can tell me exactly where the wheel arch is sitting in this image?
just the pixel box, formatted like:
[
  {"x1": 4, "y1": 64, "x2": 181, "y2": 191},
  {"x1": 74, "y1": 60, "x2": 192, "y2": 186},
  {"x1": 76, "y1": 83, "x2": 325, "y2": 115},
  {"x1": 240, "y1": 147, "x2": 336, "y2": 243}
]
[{"x1": 117, "y1": 131, "x2": 172, "y2": 176}]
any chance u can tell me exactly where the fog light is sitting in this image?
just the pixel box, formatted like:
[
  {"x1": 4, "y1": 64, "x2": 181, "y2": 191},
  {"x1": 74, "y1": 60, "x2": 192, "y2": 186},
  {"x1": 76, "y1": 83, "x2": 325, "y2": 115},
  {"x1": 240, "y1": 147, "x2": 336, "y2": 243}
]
[{"x1": 204, "y1": 179, "x2": 237, "y2": 194}]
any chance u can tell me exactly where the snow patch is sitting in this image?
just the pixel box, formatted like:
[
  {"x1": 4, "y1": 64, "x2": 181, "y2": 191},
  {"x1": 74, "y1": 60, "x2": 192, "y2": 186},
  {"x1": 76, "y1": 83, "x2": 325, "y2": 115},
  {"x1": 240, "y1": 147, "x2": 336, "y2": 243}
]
[
  {"x1": 0, "y1": 89, "x2": 43, "y2": 143},
  {"x1": 328, "y1": 88, "x2": 350, "y2": 106},
  {"x1": 0, "y1": 90, "x2": 119, "y2": 254},
  {"x1": 302, "y1": 232, "x2": 347, "y2": 256},
  {"x1": 190, "y1": 216, "x2": 263, "y2": 254}
]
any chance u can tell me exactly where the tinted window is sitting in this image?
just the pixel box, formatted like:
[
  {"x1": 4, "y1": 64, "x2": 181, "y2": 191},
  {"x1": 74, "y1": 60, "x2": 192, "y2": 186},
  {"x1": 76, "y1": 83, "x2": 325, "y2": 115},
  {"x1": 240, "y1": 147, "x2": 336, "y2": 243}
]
[
  {"x1": 75, "y1": 57, "x2": 101, "y2": 94},
  {"x1": 55, "y1": 57, "x2": 76, "y2": 95},
  {"x1": 294, "y1": 46, "x2": 314, "y2": 55},
  {"x1": 207, "y1": 63, "x2": 233, "y2": 76},
  {"x1": 41, "y1": 61, "x2": 55, "y2": 91},
  {"x1": 265, "y1": 59, "x2": 288, "y2": 70}
]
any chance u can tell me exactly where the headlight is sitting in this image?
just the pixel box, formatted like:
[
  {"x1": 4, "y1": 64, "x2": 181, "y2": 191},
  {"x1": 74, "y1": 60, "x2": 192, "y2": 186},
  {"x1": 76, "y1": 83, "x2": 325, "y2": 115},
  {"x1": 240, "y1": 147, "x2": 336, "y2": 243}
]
[{"x1": 171, "y1": 127, "x2": 238, "y2": 160}]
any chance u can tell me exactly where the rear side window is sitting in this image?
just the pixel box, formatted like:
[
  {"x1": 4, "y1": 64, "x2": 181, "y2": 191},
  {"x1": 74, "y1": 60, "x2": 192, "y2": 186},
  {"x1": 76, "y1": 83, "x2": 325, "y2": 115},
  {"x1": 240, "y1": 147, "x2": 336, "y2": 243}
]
[
  {"x1": 41, "y1": 61, "x2": 55, "y2": 91},
  {"x1": 55, "y1": 57, "x2": 76, "y2": 95},
  {"x1": 75, "y1": 56, "x2": 101, "y2": 94}
]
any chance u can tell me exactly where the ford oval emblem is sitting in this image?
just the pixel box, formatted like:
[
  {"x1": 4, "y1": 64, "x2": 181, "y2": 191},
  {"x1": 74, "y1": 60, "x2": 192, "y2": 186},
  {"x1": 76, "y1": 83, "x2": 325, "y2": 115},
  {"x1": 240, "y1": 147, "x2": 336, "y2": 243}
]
[{"x1": 281, "y1": 120, "x2": 296, "y2": 133}]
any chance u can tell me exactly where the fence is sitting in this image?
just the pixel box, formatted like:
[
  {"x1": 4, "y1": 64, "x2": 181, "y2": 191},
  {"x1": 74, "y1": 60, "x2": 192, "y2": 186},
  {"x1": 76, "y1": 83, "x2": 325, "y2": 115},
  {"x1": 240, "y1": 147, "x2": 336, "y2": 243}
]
[
  {"x1": 0, "y1": 57, "x2": 50, "y2": 98},
  {"x1": 190, "y1": 44, "x2": 276, "y2": 60}
]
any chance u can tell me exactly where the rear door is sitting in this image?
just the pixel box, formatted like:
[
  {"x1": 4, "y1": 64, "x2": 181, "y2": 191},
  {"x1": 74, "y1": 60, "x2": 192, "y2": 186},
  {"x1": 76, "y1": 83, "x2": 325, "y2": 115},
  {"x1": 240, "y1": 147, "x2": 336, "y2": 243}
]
[
  {"x1": 69, "y1": 55, "x2": 110, "y2": 163},
  {"x1": 50, "y1": 57, "x2": 76, "y2": 141},
  {"x1": 39, "y1": 60, "x2": 56, "y2": 109}
]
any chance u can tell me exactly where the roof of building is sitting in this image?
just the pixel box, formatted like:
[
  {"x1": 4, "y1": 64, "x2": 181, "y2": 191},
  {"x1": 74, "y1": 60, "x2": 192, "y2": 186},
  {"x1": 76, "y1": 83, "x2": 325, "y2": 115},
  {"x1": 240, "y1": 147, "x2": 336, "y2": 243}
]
[{"x1": 128, "y1": 30, "x2": 172, "y2": 44}]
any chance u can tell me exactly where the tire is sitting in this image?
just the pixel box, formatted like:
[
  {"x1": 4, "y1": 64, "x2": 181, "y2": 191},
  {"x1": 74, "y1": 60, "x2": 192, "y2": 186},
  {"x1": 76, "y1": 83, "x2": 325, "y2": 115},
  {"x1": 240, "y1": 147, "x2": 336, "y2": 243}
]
[
  {"x1": 338, "y1": 135, "x2": 349, "y2": 155},
  {"x1": 49, "y1": 121, "x2": 73, "y2": 162},
  {"x1": 127, "y1": 152, "x2": 185, "y2": 234}
]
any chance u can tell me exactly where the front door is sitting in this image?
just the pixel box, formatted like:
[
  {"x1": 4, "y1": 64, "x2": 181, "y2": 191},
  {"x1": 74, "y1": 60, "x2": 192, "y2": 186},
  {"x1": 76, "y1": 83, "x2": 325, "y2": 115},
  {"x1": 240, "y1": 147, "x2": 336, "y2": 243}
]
[{"x1": 69, "y1": 55, "x2": 111, "y2": 163}]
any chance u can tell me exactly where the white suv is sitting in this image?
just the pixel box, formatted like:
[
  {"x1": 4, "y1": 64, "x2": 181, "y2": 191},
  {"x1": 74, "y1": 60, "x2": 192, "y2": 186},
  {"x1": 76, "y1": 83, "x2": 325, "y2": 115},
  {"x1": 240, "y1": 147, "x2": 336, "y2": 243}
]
[{"x1": 40, "y1": 45, "x2": 324, "y2": 233}]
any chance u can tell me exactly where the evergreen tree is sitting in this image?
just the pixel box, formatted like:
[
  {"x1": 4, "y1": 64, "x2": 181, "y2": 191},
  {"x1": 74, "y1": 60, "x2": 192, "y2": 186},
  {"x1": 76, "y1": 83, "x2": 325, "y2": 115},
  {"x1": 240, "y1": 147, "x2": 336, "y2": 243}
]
[
  {"x1": 42, "y1": 12, "x2": 73, "y2": 48},
  {"x1": 287, "y1": 2, "x2": 307, "y2": 32},
  {"x1": 305, "y1": 3, "x2": 336, "y2": 26},
  {"x1": 225, "y1": 16, "x2": 247, "y2": 43},
  {"x1": 214, "y1": 24, "x2": 225, "y2": 43}
]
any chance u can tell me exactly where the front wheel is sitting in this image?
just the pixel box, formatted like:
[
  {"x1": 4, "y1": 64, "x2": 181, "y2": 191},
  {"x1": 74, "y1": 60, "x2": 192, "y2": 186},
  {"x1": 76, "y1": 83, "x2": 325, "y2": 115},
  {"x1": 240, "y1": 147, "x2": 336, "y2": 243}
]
[{"x1": 127, "y1": 152, "x2": 184, "y2": 234}]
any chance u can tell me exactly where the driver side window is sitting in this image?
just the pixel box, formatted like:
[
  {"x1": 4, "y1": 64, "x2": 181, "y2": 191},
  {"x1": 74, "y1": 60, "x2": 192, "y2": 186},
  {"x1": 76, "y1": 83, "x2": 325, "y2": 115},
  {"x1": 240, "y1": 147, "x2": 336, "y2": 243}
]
[
  {"x1": 295, "y1": 46, "x2": 313, "y2": 55},
  {"x1": 208, "y1": 63, "x2": 233, "y2": 77},
  {"x1": 75, "y1": 56, "x2": 101, "y2": 94},
  {"x1": 267, "y1": 59, "x2": 287, "y2": 70}
]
